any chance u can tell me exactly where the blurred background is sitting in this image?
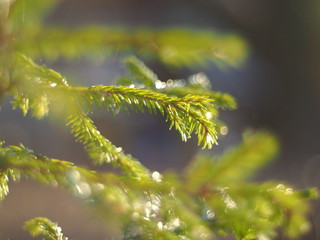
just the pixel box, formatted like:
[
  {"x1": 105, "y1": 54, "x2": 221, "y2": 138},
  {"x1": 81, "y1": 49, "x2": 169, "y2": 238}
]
[{"x1": 1, "y1": 0, "x2": 320, "y2": 239}]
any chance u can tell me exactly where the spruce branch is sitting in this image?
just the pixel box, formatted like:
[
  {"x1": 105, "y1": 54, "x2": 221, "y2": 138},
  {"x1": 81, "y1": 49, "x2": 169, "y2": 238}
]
[
  {"x1": 164, "y1": 87, "x2": 237, "y2": 111},
  {"x1": 13, "y1": 53, "x2": 68, "y2": 86},
  {"x1": 9, "y1": 53, "x2": 69, "y2": 118},
  {"x1": 13, "y1": 27, "x2": 247, "y2": 67},
  {"x1": 182, "y1": 132, "x2": 317, "y2": 240},
  {"x1": 8, "y1": 0, "x2": 60, "y2": 33},
  {"x1": 66, "y1": 114, "x2": 151, "y2": 180},
  {"x1": 0, "y1": 137, "x2": 317, "y2": 240},
  {"x1": 10, "y1": 54, "x2": 221, "y2": 149},
  {"x1": 0, "y1": 142, "x2": 153, "y2": 201},
  {"x1": 81, "y1": 85, "x2": 219, "y2": 148},
  {"x1": 119, "y1": 58, "x2": 237, "y2": 113},
  {"x1": 7, "y1": 54, "x2": 221, "y2": 180},
  {"x1": 0, "y1": 143, "x2": 79, "y2": 189},
  {"x1": 124, "y1": 56, "x2": 159, "y2": 88},
  {"x1": 185, "y1": 131, "x2": 279, "y2": 193},
  {"x1": 8, "y1": 1, "x2": 246, "y2": 68},
  {"x1": 0, "y1": 170, "x2": 10, "y2": 200},
  {"x1": 24, "y1": 217, "x2": 68, "y2": 240},
  {"x1": 0, "y1": 1, "x2": 317, "y2": 239}
]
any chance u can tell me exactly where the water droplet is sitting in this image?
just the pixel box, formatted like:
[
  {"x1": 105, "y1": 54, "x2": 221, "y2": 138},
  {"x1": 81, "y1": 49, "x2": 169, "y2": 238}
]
[
  {"x1": 152, "y1": 171, "x2": 162, "y2": 183},
  {"x1": 67, "y1": 169, "x2": 81, "y2": 184},
  {"x1": 115, "y1": 147, "x2": 122, "y2": 152},
  {"x1": 136, "y1": 84, "x2": 145, "y2": 88},
  {"x1": 151, "y1": 204, "x2": 159, "y2": 212},
  {"x1": 50, "y1": 82, "x2": 57, "y2": 87},
  {"x1": 224, "y1": 195, "x2": 237, "y2": 209},
  {"x1": 276, "y1": 184, "x2": 285, "y2": 190},
  {"x1": 172, "y1": 218, "x2": 180, "y2": 227},
  {"x1": 285, "y1": 188, "x2": 293, "y2": 195},
  {"x1": 145, "y1": 207, "x2": 151, "y2": 218},
  {"x1": 189, "y1": 72, "x2": 211, "y2": 88},
  {"x1": 257, "y1": 234, "x2": 271, "y2": 240},
  {"x1": 74, "y1": 182, "x2": 91, "y2": 198},
  {"x1": 155, "y1": 80, "x2": 166, "y2": 89},
  {"x1": 169, "y1": 189, "x2": 175, "y2": 197},
  {"x1": 205, "y1": 112, "x2": 213, "y2": 120},
  {"x1": 175, "y1": 79, "x2": 186, "y2": 87},
  {"x1": 157, "y1": 221, "x2": 163, "y2": 230},
  {"x1": 105, "y1": 154, "x2": 111, "y2": 162},
  {"x1": 220, "y1": 126, "x2": 228, "y2": 135},
  {"x1": 166, "y1": 79, "x2": 173, "y2": 87},
  {"x1": 166, "y1": 218, "x2": 181, "y2": 231},
  {"x1": 206, "y1": 134, "x2": 214, "y2": 144},
  {"x1": 93, "y1": 183, "x2": 105, "y2": 191},
  {"x1": 182, "y1": 133, "x2": 187, "y2": 142},
  {"x1": 206, "y1": 209, "x2": 215, "y2": 220},
  {"x1": 146, "y1": 201, "x2": 152, "y2": 208},
  {"x1": 62, "y1": 78, "x2": 68, "y2": 86}
]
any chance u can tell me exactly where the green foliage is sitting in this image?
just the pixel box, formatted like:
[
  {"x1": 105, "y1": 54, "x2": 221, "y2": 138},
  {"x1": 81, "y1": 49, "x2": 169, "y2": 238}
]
[
  {"x1": 11, "y1": 27, "x2": 247, "y2": 67},
  {"x1": 0, "y1": 169, "x2": 10, "y2": 200},
  {"x1": 7, "y1": 0, "x2": 246, "y2": 67},
  {"x1": 186, "y1": 131, "x2": 278, "y2": 188},
  {"x1": 0, "y1": 1, "x2": 317, "y2": 240},
  {"x1": 123, "y1": 56, "x2": 159, "y2": 88},
  {"x1": 1, "y1": 134, "x2": 317, "y2": 240},
  {"x1": 66, "y1": 114, "x2": 150, "y2": 179},
  {"x1": 184, "y1": 132, "x2": 316, "y2": 239},
  {"x1": 24, "y1": 217, "x2": 68, "y2": 240}
]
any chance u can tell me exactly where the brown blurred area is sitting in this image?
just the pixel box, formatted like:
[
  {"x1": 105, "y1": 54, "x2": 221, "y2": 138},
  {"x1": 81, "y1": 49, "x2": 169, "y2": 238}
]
[{"x1": 1, "y1": 0, "x2": 320, "y2": 239}]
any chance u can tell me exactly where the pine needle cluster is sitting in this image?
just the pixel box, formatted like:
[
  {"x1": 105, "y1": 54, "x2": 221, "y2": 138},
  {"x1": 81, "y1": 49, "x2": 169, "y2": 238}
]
[{"x1": 0, "y1": 1, "x2": 317, "y2": 240}]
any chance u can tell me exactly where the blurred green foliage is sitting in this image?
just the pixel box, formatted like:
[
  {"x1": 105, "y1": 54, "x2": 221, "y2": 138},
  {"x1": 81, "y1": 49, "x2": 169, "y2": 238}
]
[
  {"x1": 0, "y1": 0, "x2": 317, "y2": 240},
  {"x1": 25, "y1": 217, "x2": 68, "y2": 240},
  {"x1": 7, "y1": 0, "x2": 247, "y2": 67}
]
